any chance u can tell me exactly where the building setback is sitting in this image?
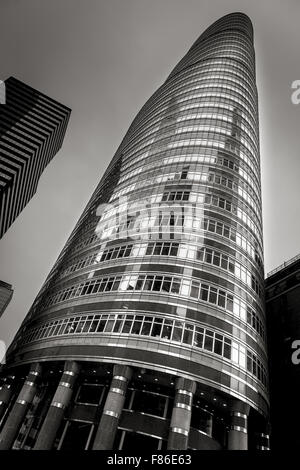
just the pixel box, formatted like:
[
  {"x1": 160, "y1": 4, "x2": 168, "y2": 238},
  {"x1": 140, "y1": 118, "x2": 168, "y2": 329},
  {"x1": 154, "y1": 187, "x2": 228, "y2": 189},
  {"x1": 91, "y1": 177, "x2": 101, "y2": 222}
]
[
  {"x1": 0, "y1": 280, "x2": 13, "y2": 318},
  {"x1": 0, "y1": 77, "x2": 71, "y2": 239},
  {"x1": 0, "y1": 13, "x2": 269, "y2": 450},
  {"x1": 265, "y1": 254, "x2": 300, "y2": 450}
]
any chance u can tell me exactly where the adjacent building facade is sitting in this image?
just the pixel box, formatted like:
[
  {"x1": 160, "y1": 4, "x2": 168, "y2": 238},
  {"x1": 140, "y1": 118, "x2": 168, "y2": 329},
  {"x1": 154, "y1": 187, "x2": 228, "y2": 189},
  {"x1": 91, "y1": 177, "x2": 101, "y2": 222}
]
[
  {"x1": 265, "y1": 254, "x2": 300, "y2": 450},
  {"x1": 0, "y1": 13, "x2": 269, "y2": 450},
  {"x1": 0, "y1": 280, "x2": 13, "y2": 318},
  {"x1": 0, "y1": 77, "x2": 71, "y2": 239}
]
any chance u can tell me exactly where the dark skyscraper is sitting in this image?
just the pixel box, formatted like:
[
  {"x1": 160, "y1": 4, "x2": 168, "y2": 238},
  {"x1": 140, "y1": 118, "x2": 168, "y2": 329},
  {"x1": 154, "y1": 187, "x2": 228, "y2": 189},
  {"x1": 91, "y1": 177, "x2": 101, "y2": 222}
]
[
  {"x1": 0, "y1": 77, "x2": 71, "y2": 239},
  {"x1": 0, "y1": 280, "x2": 13, "y2": 318},
  {"x1": 265, "y1": 254, "x2": 300, "y2": 450},
  {"x1": 0, "y1": 13, "x2": 269, "y2": 450}
]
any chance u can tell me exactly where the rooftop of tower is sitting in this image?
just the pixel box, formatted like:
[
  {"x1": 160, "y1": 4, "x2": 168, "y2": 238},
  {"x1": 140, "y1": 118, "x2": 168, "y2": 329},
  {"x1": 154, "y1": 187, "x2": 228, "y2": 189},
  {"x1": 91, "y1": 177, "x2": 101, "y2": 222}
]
[{"x1": 194, "y1": 12, "x2": 253, "y2": 45}]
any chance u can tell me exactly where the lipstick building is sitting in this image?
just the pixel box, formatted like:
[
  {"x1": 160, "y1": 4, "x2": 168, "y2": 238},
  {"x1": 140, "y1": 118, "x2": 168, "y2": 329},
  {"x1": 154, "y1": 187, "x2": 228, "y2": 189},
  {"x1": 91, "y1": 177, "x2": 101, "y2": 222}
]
[{"x1": 0, "y1": 13, "x2": 269, "y2": 450}]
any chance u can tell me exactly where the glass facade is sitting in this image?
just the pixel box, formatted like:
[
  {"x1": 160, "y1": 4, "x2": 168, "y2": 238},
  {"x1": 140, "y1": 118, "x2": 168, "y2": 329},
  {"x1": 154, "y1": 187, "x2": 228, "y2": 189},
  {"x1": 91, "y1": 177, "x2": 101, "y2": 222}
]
[
  {"x1": 0, "y1": 13, "x2": 269, "y2": 450},
  {"x1": 0, "y1": 280, "x2": 13, "y2": 318}
]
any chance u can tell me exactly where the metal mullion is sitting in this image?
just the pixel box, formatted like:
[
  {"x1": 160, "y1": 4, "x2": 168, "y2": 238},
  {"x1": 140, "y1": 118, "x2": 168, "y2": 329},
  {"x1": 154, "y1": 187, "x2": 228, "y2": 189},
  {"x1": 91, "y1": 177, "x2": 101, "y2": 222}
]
[
  {"x1": 98, "y1": 386, "x2": 106, "y2": 406},
  {"x1": 57, "y1": 421, "x2": 69, "y2": 450},
  {"x1": 90, "y1": 316, "x2": 100, "y2": 333},
  {"x1": 128, "y1": 315, "x2": 136, "y2": 335},
  {"x1": 212, "y1": 331, "x2": 216, "y2": 353},
  {"x1": 128, "y1": 390, "x2": 135, "y2": 410},
  {"x1": 111, "y1": 314, "x2": 118, "y2": 333},
  {"x1": 148, "y1": 316, "x2": 155, "y2": 337},
  {"x1": 163, "y1": 397, "x2": 169, "y2": 419},
  {"x1": 58, "y1": 319, "x2": 68, "y2": 335},
  {"x1": 139, "y1": 315, "x2": 145, "y2": 333},
  {"x1": 85, "y1": 424, "x2": 94, "y2": 450},
  {"x1": 118, "y1": 430, "x2": 126, "y2": 450}
]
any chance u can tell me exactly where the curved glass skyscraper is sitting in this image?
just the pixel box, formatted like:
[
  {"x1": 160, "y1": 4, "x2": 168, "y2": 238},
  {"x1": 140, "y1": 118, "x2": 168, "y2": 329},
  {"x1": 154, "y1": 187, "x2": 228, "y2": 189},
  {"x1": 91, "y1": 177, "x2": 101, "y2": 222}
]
[{"x1": 0, "y1": 12, "x2": 269, "y2": 450}]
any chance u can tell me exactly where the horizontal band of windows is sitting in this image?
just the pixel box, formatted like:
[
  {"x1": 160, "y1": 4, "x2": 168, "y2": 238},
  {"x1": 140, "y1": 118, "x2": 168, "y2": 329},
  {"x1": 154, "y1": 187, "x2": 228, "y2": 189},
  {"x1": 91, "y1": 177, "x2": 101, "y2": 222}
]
[
  {"x1": 111, "y1": 174, "x2": 262, "y2": 227},
  {"x1": 127, "y1": 99, "x2": 258, "y2": 155},
  {"x1": 170, "y1": 55, "x2": 256, "y2": 85},
  {"x1": 117, "y1": 168, "x2": 261, "y2": 218},
  {"x1": 127, "y1": 79, "x2": 257, "y2": 145},
  {"x1": 172, "y1": 45, "x2": 255, "y2": 82},
  {"x1": 121, "y1": 150, "x2": 261, "y2": 198},
  {"x1": 71, "y1": 214, "x2": 262, "y2": 268},
  {"x1": 107, "y1": 195, "x2": 262, "y2": 243},
  {"x1": 58, "y1": 242, "x2": 264, "y2": 301},
  {"x1": 122, "y1": 117, "x2": 258, "y2": 172},
  {"x1": 98, "y1": 203, "x2": 263, "y2": 258},
  {"x1": 61, "y1": 231, "x2": 263, "y2": 281},
  {"x1": 147, "y1": 81, "x2": 257, "y2": 121},
  {"x1": 41, "y1": 272, "x2": 264, "y2": 331},
  {"x1": 134, "y1": 88, "x2": 257, "y2": 143},
  {"x1": 123, "y1": 94, "x2": 258, "y2": 156},
  {"x1": 165, "y1": 56, "x2": 257, "y2": 97},
  {"x1": 166, "y1": 38, "x2": 256, "y2": 92},
  {"x1": 23, "y1": 295, "x2": 267, "y2": 354},
  {"x1": 149, "y1": 53, "x2": 257, "y2": 108},
  {"x1": 122, "y1": 118, "x2": 259, "y2": 171},
  {"x1": 182, "y1": 34, "x2": 255, "y2": 62},
  {"x1": 127, "y1": 85, "x2": 257, "y2": 147},
  {"x1": 53, "y1": 261, "x2": 264, "y2": 319},
  {"x1": 104, "y1": 187, "x2": 263, "y2": 240},
  {"x1": 122, "y1": 116, "x2": 259, "y2": 174},
  {"x1": 98, "y1": 226, "x2": 260, "y2": 268},
  {"x1": 122, "y1": 133, "x2": 259, "y2": 179},
  {"x1": 128, "y1": 89, "x2": 258, "y2": 150},
  {"x1": 118, "y1": 170, "x2": 261, "y2": 219},
  {"x1": 152, "y1": 43, "x2": 256, "y2": 115},
  {"x1": 175, "y1": 45, "x2": 255, "y2": 83},
  {"x1": 17, "y1": 312, "x2": 267, "y2": 386}
]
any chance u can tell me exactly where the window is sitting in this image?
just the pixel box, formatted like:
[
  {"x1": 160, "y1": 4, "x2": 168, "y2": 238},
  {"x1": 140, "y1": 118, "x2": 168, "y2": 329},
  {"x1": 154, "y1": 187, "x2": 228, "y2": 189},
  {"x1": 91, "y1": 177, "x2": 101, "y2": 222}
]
[
  {"x1": 59, "y1": 422, "x2": 93, "y2": 451},
  {"x1": 183, "y1": 324, "x2": 194, "y2": 345},
  {"x1": 204, "y1": 330, "x2": 214, "y2": 351},
  {"x1": 76, "y1": 384, "x2": 103, "y2": 405}
]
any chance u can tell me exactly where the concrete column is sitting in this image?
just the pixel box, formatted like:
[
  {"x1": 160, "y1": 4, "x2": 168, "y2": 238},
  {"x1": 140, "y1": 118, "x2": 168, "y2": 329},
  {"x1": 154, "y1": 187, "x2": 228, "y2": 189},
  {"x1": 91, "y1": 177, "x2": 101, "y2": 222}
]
[
  {"x1": 227, "y1": 400, "x2": 250, "y2": 450},
  {"x1": 33, "y1": 361, "x2": 80, "y2": 450},
  {"x1": 0, "y1": 363, "x2": 42, "y2": 450},
  {"x1": 167, "y1": 377, "x2": 196, "y2": 450},
  {"x1": 92, "y1": 364, "x2": 132, "y2": 450},
  {"x1": 0, "y1": 375, "x2": 15, "y2": 423}
]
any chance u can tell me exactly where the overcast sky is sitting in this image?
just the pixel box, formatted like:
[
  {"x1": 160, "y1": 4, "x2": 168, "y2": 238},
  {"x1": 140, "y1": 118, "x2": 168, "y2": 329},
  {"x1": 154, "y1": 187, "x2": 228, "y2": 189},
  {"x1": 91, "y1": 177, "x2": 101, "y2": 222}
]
[{"x1": 0, "y1": 0, "x2": 299, "y2": 350}]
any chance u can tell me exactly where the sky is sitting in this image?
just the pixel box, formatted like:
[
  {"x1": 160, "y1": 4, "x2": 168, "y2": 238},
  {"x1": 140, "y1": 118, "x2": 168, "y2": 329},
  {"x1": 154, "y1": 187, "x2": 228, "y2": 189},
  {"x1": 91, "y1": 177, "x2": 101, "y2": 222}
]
[{"x1": 0, "y1": 0, "x2": 299, "y2": 350}]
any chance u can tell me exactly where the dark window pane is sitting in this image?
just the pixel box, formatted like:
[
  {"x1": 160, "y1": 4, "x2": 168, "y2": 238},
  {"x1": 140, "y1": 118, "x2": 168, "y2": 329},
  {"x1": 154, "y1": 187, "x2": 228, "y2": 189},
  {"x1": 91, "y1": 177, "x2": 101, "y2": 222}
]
[
  {"x1": 77, "y1": 384, "x2": 103, "y2": 404},
  {"x1": 183, "y1": 325, "x2": 193, "y2": 345},
  {"x1": 204, "y1": 332, "x2": 213, "y2": 351},
  {"x1": 141, "y1": 322, "x2": 152, "y2": 336},
  {"x1": 132, "y1": 391, "x2": 166, "y2": 417},
  {"x1": 122, "y1": 320, "x2": 132, "y2": 333},
  {"x1": 121, "y1": 430, "x2": 159, "y2": 451},
  {"x1": 132, "y1": 321, "x2": 142, "y2": 334},
  {"x1": 60, "y1": 422, "x2": 92, "y2": 450},
  {"x1": 152, "y1": 322, "x2": 162, "y2": 337},
  {"x1": 224, "y1": 342, "x2": 231, "y2": 359},
  {"x1": 172, "y1": 325, "x2": 183, "y2": 342},
  {"x1": 209, "y1": 288, "x2": 217, "y2": 304}
]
